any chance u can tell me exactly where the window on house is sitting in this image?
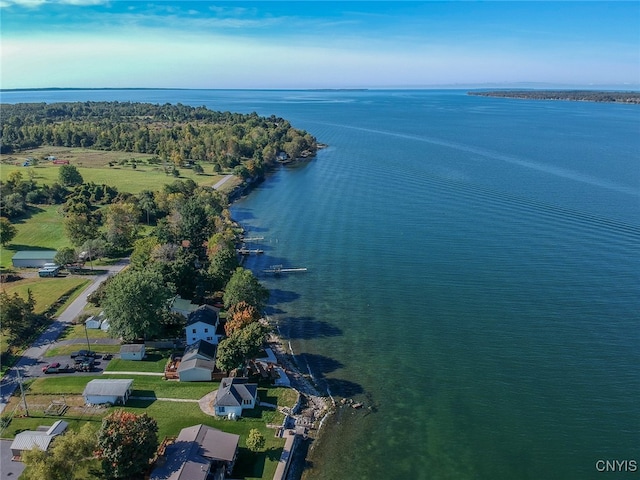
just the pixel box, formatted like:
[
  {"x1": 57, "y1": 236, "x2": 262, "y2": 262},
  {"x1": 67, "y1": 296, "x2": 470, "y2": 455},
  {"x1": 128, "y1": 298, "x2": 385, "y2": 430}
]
[
  {"x1": 207, "y1": 336, "x2": 212, "y2": 341},
  {"x1": 218, "y1": 406, "x2": 225, "y2": 413},
  {"x1": 192, "y1": 328, "x2": 196, "y2": 333},
  {"x1": 204, "y1": 328, "x2": 208, "y2": 333}
]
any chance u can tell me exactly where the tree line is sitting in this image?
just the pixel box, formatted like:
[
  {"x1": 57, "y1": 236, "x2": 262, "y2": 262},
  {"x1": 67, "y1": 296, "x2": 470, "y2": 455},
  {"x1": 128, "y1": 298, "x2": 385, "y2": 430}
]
[
  {"x1": 0, "y1": 101, "x2": 318, "y2": 175},
  {"x1": 468, "y1": 90, "x2": 640, "y2": 104}
]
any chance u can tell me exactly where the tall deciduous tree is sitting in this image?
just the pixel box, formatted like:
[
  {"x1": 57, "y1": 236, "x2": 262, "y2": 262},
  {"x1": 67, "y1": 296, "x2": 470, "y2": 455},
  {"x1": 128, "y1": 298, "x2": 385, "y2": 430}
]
[
  {"x1": 103, "y1": 201, "x2": 140, "y2": 250},
  {"x1": 224, "y1": 301, "x2": 260, "y2": 336},
  {"x1": 81, "y1": 238, "x2": 107, "y2": 269},
  {"x1": 102, "y1": 269, "x2": 174, "y2": 341},
  {"x1": 22, "y1": 423, "x2": 97, "y2": 480},
  {"x1": 223, "y1": 267, "x2": 269, "y2": 311},
  {"x1": 54, "y1": 247, "x2": 77, "y2": 267},
  {"x1": 97, "y1": 410, "x2": 158, "y2": 480},
  {"x1": 137, "y1": 190, "x2": 157, "y2": 225},
  {"x1": 64, "y1": 212, "x2": 100, "y2": 247},
  {"x1": 57, "y1": 164, "x2": 83, "y2": 186},
  {"x1": 0, "y1": 216, "x2": 17, "y2": 246},
  {"x1": 0, "y1": 290, "x2": 37, "y2": 344},
  {"x1": 216, "y1": 321, "x2": 270, "y2": 372}
]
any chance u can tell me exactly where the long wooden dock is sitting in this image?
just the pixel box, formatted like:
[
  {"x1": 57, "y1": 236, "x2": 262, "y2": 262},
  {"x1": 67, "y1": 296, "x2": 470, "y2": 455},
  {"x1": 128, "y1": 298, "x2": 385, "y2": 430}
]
[
  {"x1": 262, "y1": 265, "x2": 308, "y2": 274},
  {"x1": 237, "y1": 248, "x2": 264, "y2": 255}
]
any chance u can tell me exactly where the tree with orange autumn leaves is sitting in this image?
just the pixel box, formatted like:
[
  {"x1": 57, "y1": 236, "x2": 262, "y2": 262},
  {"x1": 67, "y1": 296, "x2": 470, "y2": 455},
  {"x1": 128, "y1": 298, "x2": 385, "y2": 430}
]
[
  {"x1": 224, "y1": 301, "x2": 261, "y2": 336},
  {"x1": 96, "y1": 410, "x2": 158, "y2": 480}
]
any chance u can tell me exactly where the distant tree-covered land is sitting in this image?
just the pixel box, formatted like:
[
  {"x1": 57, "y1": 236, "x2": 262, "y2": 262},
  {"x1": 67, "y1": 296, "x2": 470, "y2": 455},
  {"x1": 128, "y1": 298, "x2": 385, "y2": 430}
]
[
  {"x1": 468, "y1": 90, "x2": 640, "y2": 104},
  {"x1": 0, "y1": 101, "x2": 318, "y2": 175}
]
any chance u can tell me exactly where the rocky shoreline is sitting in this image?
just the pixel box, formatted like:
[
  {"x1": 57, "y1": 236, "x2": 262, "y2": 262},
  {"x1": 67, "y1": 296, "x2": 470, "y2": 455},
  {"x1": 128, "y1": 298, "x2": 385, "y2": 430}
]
[{"x1": 265, "y1": 330, "x2": 333, "y2": 480}]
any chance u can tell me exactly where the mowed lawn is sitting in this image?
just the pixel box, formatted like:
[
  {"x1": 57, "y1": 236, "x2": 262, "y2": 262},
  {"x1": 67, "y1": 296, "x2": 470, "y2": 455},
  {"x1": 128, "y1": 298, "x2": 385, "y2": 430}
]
[
  {"x1": 4, "y1": 205, "x2": 69, "y2": 252},
  {"x1": 1, "y1": 148, "x2": 226, "y2": 195},
  {"x1": 20, "y1": 374, "x2": 294, "y2": 479},
  {"x1": 106, "y1": 350, "x2": 173, "y2": 373},
  {"x1": 0, "y1": 276, "x2": 90, "y2": 315}
]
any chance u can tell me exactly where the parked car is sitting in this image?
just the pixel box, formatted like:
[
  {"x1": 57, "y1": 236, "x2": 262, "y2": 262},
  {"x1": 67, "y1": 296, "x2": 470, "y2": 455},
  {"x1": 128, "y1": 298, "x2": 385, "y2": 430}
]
[
  {"x1": 42, "y1": 362, "x2": 60, "y2": 372},
  {"x1": 102, "y1": 353, "x2": 113, "y2": 360},
  {"x1": 70, "y1": 349, "x2": 96, "y2": 358},
  {"x1": 42, "y1": 363, "x2": 72, "y2": 374},
  {"x1": 74, "y1": 355, "x2": 95, "y2": 365}
]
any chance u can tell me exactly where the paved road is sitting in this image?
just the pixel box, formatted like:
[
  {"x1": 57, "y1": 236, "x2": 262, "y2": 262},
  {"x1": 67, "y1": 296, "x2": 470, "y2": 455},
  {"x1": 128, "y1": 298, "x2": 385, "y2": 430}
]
[
  {"x1": 212, "y1": 174, "x2": 234, "y2": 190},
  {"x1": 0, "y1": 259, "x2": 129, "y2": 414},
  {"x1": 0, "y1": 439, "x2": 25, "y2": 478}
]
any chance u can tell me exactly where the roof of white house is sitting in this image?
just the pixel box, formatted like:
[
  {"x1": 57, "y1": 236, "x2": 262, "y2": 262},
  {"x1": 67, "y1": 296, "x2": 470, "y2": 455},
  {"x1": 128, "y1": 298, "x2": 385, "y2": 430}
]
[
  {"x1": 83, "y1": 379, "x2": 133, "y2": 397},
  {"x1": 214, "y1": 378, "x2": 257, "y2": 407},
  {"x1": 186, "y1": 305, "x2": 219, "y2": 327}
]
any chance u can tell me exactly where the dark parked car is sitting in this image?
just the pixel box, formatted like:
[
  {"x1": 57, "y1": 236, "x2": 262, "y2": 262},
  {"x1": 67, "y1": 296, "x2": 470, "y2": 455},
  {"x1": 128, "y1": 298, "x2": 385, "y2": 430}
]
[
  {"x1": 70, "y1": 349, "x2": 96, "y2": 358},
  {"x1": 74, "y1": 355, "x2": 95, "y2": 365}
]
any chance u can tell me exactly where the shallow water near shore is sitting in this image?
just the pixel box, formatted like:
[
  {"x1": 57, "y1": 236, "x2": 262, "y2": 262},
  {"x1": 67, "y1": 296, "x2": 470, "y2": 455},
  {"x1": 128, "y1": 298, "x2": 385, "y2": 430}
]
[{"x1": 4, "y1": 89, "x2": 639, "y2": 479}]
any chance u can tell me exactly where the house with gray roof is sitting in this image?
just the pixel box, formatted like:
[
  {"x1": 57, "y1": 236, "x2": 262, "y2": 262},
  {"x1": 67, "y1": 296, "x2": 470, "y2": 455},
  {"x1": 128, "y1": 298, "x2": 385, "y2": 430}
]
[
  {"x1": 185, "y1": 305, "x2": 222, "y2": 345},
  {"x1": 10, "y1": 420, "x2": 68, "y2": 457},
  {"x1": 83, "y1": 379, "x2": 133, "y2": 405},
  {"x1": 213, "y1": 377, "x2": 257, "y2": 418},
  {"x1": 150, "y1": 424, "x2": 239, "y2": 480},
  {"x1": 177, "y1": 340, "x2": 219, "y2": 382}
]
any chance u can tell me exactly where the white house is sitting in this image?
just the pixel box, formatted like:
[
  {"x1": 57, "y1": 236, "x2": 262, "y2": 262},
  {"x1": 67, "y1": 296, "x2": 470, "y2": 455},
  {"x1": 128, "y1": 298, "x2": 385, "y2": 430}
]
[
  {"x1": 185, "y1": 305, "x2": 222, "y2": 345},
  {"x1": 177, "y1": 340, "x2": 218, "y2": 382},
  {"x1": 83, "y1": 379, "x2": 133, "y2": 405},
  {"x1": 120, "y1": 344, "x2": 145, "y2": 360},
  {"x1": 10, "y1": 420, "x2": 68, "y2": 457},
  {"x1": 213, "y1": 377, "x2": 258, "y2": 418}
]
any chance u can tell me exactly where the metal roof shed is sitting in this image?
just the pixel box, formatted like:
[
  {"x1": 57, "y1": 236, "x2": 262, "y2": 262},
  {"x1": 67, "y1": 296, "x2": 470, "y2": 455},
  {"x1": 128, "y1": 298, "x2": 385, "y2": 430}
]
[
  {"x1": 83, "y1": 379, "x2": 133, "y2": 405},
  {"x1": 10, "y1": 420, "x2": 69, "y2": 456},
  {"x1": 11, "y1": 250, "x2": 57, "y2": 268}
]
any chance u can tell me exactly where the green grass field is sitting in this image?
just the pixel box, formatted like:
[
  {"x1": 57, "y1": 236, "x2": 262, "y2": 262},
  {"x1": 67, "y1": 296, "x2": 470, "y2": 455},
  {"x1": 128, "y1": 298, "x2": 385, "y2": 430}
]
[
  {"x1": 106, "y1": 350, "x2": 173, "y2": 373},
  {"x1": 60, "y1": 323, "x2": 111, "y2": 341},
  {"x1": 1, "y1": 146, "x2": 234, "y2": 195},
  {"x1": 0, "y1": 276, "x2": 90, "y2": 315},
  {"x1": 44, "y1": 343, "x2": 122, "y2": 357},
  {"x1": 2, "y1": 205, "x2": 69, "y2": 253}
]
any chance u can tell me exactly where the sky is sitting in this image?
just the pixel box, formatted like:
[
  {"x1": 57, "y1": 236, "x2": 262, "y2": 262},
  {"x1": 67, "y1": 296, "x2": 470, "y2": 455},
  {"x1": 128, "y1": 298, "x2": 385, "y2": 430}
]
[{"x1": 1, "y1": 1, "x2": 639, "y2": 89}]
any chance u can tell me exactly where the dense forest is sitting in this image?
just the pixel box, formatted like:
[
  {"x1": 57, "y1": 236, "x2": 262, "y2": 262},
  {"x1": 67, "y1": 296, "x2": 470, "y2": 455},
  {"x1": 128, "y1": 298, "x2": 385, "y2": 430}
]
[
  {"x1": 468, "y1": 90, "x2": 640, "y2": 104},
  {"x1": 0, "y1": 101, "x2": 318, "y2": 175}
]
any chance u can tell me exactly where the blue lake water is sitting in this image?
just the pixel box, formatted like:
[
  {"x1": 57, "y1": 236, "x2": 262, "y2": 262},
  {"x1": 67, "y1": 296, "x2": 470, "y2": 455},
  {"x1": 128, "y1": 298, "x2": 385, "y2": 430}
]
[{"x1": 3, "y1": 89, "x2": 639, "y2": 479}]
